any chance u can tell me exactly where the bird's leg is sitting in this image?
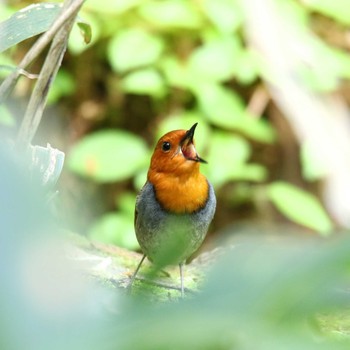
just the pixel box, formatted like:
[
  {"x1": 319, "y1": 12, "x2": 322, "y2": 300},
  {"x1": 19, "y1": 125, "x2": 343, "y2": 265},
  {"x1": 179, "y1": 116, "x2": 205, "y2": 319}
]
[
  {"x1": 179, "y1": 262, "x2": 185, "y2": 298},
  {"x1": 127, "y1": 254, "x2": 146, "y2": 293}
]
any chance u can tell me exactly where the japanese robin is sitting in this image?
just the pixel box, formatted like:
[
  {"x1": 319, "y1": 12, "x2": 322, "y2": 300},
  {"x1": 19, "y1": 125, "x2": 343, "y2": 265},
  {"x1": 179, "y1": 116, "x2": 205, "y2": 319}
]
[{"x1": 129, "y1": 123, "x2": 216, "y2": 297}]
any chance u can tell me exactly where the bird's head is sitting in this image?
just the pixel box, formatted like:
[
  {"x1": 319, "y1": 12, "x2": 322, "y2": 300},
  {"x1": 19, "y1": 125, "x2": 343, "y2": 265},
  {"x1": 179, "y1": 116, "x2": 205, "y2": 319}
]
[{"x1": 149, "y1": 123, "x2": 207, "y2": 176}]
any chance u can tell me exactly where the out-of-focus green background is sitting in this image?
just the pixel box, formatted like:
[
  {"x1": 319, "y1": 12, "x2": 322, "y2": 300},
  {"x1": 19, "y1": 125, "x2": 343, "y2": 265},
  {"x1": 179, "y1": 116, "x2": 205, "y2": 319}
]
[
  {"x1": 4, "y1": 0, "x2": 350, "y2": 242},
  {"x1": 3, "y1": 0, "x2": 348, "y2": 251},
  {"x1": 2, "y1": 1, "x2": 350, "y2": 349}
]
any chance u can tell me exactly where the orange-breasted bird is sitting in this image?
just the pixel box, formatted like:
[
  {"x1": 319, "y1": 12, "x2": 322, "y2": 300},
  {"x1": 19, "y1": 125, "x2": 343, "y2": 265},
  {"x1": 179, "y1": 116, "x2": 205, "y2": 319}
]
[{"x1": 129, "y1": 123, "x2": 216, "y2": 297}]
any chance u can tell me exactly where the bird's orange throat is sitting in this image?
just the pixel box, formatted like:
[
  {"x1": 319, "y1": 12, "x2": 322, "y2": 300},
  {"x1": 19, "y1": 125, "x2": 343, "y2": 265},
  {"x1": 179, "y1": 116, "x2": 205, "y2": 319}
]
[{"x1": 148, "y1": 170, "x2": 209, "y2": 214}]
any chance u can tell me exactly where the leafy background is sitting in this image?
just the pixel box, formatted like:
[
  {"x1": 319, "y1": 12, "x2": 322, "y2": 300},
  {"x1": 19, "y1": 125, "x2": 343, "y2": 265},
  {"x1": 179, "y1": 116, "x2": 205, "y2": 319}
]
[
  {"x1": 1, "y1": 0, "x2": 350, "y2": 349},
  {"x1": 3, "y1": 0, "x2": 348, "y2": 250}
]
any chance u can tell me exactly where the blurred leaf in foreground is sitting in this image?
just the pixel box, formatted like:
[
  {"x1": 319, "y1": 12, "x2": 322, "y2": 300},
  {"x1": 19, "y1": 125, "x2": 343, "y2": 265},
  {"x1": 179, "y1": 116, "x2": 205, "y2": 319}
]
[
  {"x1": 2, "y1": 146, "x2": 350, "y2": 350},
  {"x1": 0, "y1": 147, "x2": 113, "y2": 350},
  {"x1": 107, "y1": 234, "x2": 350, "y2": 349}
]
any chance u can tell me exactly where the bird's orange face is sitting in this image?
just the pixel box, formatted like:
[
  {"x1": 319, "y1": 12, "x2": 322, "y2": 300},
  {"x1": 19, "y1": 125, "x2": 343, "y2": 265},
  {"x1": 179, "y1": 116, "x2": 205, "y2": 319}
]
[
  {"x1": 147, "y1": 123, "x2": 209, "y2": 213},
  {"x1": 149, "y1": 123, "x2": 206, "y2": 175}
]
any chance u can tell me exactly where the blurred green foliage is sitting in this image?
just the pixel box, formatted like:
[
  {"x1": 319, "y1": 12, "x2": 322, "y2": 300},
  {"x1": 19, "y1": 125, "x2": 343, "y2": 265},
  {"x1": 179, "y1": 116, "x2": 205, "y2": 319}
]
[
  {"x1": 121, "y1": 234, "x2": 350, "y2": 349},
  {"x1": 2, "y1": 146, "x2": 350, "y2": 349},
  {"x1": 67, "y1": 129, "x2": 148, "y2": 182},
  {"x1": 89, "y1": 192, "x2": 139, "y2": 249},
  {"x1": 1, "y1": 0, "x2": 350, "y2": 247},
  {"x1": 2, "y1": 2, "x2": 350, "y2": 348}
]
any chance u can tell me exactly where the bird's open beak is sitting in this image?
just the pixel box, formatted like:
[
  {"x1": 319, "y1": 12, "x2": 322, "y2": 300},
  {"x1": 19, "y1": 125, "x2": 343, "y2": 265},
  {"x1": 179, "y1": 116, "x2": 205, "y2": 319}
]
[{"x1": 180, "y1": 123, "x2": 207, "y2": 163}]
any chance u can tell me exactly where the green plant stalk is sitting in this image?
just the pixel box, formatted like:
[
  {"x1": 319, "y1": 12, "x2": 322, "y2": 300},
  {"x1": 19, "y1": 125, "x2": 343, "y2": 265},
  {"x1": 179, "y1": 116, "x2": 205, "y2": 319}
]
[
  {"x1": 16, "y1": 0, "x2": 85, "y2": 148},
  {"x1": 0, "y1": 0, "x2": 85, "y2": 106},
  {"x1": 16, "y1": 31, "x2": 68, "y2": 147}
]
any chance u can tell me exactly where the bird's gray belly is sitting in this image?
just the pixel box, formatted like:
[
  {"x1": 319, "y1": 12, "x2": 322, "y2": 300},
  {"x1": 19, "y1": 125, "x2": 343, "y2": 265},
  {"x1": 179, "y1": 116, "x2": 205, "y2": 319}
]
[{"x1": 135, "y1": 182, "x2": 216, "y2": 264}]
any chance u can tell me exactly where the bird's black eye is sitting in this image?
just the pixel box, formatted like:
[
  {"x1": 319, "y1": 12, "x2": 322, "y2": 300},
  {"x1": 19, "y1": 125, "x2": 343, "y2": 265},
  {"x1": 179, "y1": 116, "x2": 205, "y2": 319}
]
[{"x1": 161, "y1": 141, "x2": 171, "y2": 152}]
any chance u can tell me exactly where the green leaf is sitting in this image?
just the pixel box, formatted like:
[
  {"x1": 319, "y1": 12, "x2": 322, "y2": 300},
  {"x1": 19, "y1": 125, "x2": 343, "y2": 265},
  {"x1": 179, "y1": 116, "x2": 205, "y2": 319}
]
[
  {"x1": 68, "y1": 11, "x2": 99, "y2": 55},
  {"x1": 121, "y1": 69, "x2": 166, "y2": 97},
  {"x1": 0, "y1": 3, "x2": 94, "y2": 54},
  {"x1": 138, "y1": 0, "x2": 202, "y2": 29},
  {"x1": 162, "y1": 42, "x2": 258, "y2": 88},
  {"x1": 187, "y1": 36, "x2": 241, "y2": 82},
  {"x1": 195, "y1": 83, "x2": 245, "y2": 126},
  {"x1": 77, "y1": 21, "x2": 92, "y2": 44},
  {"x1": 161, "y1": 55, "x2": 190, "y2": 89},
  {"x1": 201, "y1": 0, "x2": 243, "y2": 34},
  {"x1": 235, "y1": 49, "x2": 260, "y2": 85},
  {"x1": 0, "y1": 3, "x2": 62, "y2": 52},
  {"x1": 204, "y1": 131, "x2": 266, "y2": 186},
  {"x1": 304, "y1": 0, "x2": 350, "y2": 25},
  {"x1": 267, "y1": 181, "x2": 333, "y2": 234},
  {"x1": 107, "y1": 28, "x2": 164, "y2": 72},
  {"x1": 67, "y1": 130, "x2": 148, "y2": 182},
  {"x1": 89, "y1": 212, "x2": 139, "y2": 250},
  {"x1": 194, "y1": 83, "x2": 276, "y2": 143}
]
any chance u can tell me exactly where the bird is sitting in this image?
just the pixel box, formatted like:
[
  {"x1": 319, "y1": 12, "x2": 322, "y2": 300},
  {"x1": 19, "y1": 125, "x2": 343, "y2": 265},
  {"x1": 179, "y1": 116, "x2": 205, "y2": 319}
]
[{"x1": 128, "y1": 123, "x2": 216, "y2": 297}]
